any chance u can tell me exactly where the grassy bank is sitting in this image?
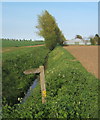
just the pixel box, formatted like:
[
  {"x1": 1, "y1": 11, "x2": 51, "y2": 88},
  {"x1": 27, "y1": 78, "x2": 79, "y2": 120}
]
[
  {"x1": 44, "y1": 47, "x2": 98, "y2": 118},
  {"x1": 3, "y1": 47, "x2": 98, "y2": 119},
  {"x1": 2, "y1": 46, "x2": 49, "y2": 105}
]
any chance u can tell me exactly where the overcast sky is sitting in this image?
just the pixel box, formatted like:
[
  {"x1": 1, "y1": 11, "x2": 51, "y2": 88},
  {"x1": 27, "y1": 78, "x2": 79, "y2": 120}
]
[{"x1": 2, "y1": 2, "x2": 98, "y2": 40}]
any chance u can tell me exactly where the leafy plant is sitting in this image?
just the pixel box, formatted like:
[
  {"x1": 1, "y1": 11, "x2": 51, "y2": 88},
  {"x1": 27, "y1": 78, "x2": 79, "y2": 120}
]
[
  {"x1": 2, "y1": 47, "x2": 98, "y2": 119},
  {"x1": 2, "y1": 46, "x2": 49, "y2": 105}
]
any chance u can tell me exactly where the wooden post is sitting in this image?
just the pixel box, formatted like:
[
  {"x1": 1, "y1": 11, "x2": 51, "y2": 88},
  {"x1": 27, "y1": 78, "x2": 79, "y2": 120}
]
[
  {"x1": 23, "y1": 68, "x2": 40, "y2": 74},
  {"x1": 23, "y1": 66, "x2": 46, "y2": 104},
  {"x1": 39, "y1": 66, "x2": 46, "y2": 104}
]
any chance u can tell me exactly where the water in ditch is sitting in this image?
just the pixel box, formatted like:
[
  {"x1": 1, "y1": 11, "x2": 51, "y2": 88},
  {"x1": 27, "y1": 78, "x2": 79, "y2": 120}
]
[{"x1": 21, "y1": 78, "x2": 39, "y2": 103}]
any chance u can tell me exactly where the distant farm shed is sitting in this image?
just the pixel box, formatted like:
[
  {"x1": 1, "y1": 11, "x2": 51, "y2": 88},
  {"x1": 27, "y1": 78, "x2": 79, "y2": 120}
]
[{"x1": 63, "y1": 38, "x2": 91, "y2": 45}]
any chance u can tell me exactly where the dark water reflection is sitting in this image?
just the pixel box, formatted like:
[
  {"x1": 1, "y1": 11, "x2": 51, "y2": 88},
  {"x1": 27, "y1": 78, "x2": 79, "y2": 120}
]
[{"x1": 21, "y1": 78, "x2": 38, "y2": 103}]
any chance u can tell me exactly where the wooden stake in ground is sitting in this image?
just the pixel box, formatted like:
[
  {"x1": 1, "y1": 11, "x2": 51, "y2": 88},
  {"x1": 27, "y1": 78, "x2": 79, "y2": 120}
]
[
  {"x1": 23, "y1": 66, "x2": 46, "y2": 104},
  {"x1": 39, "y1": 66, "x2": 46, "y2": 104}
]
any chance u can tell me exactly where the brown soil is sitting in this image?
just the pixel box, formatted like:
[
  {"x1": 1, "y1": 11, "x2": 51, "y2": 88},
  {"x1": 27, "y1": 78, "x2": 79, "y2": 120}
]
[
  {"x1": 2, "y1": 44, "x2": 44, "y2": 53},
  {"x1": 25, "y1": 44, "x2": 44, "y2": 47},
  {"x1": 63, "y1": 45, "x2": 99, "y2": 79}
]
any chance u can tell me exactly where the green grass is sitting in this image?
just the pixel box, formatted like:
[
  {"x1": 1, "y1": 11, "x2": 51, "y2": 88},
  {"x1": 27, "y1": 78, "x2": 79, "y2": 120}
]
[
  {"x1": 2, "y1": 39, "x2": 45, "y2": 47},
  {"x1": 2, "y1": 47, "x2": 99, "y2": 119}
]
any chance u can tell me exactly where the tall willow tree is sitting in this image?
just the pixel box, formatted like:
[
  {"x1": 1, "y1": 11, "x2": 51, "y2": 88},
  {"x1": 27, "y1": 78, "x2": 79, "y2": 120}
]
[{"x1": 36, "y1": 10, "x2": 66, "y2": 50}]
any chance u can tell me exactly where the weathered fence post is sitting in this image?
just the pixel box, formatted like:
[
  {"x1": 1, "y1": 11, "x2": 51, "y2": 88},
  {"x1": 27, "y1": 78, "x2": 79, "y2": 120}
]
[
  {"x1": 39, "y1": 66, "x2": 46, "y2": 104},
  {"x1": 23, "y1": 65, "x2": 46, "y2": 104}
]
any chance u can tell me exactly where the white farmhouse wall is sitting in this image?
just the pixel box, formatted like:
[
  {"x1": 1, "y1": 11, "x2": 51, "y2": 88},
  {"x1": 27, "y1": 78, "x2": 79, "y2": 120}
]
[{"x1": 64, "y1": 38, "x2": 91, "y2": 45}]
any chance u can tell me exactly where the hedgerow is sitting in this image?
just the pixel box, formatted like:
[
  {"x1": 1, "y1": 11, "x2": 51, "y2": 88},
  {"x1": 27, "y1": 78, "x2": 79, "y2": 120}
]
[{"x1": 2, "y1": 47, "x2": 99, "y2": 119}]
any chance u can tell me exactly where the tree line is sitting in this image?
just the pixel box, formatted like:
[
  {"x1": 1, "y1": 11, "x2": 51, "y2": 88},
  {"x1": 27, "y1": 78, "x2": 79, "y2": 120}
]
[
  {"x1": 2, "y1": 38, "x2": 33, "y2": 41},
  {"x1": 2, "y1": 38, "x2": 44, "y2": 42},
  {"x1": 75, "y1": 34, "x2": 100, "y2": 45}
]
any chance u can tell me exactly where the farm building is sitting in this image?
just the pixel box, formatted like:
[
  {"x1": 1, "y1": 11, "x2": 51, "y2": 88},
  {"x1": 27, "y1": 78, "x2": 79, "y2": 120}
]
[{"x1": 64, "y1": 38, "x2": 91, "y2": 45}]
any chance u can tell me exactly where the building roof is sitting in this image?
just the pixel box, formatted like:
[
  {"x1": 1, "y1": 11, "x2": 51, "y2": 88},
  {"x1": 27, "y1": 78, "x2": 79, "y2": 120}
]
[
  {"x1": 67, "y1": 38, "x2": 84, "y2": 43},
  {"x1": 64, "y1": 38, "x2": 91, "y2": 45}
]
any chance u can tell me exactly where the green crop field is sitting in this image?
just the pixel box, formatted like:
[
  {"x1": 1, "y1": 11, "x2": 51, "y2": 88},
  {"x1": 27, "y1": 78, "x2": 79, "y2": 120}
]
[
  {"x1": 2, "y1": 46, "x2": 99, "y2": 119},
  {"x1": 2, "y1": 39, "x2": 45, "y2": 47}
]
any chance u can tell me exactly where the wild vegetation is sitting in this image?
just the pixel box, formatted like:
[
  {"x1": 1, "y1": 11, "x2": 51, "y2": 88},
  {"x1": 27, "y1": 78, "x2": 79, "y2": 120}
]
[
  {"x1": 2, "y1": 10, "x2": 99, "y2": 119},
  {"x1": 2, "y1": 38, "x2": 44, "y2": 47},
  {"x1": 89, "y1": 34, "x2": 100, "y2": 45},
  {"x1": 2, "y1": 46, "x2": 49, "y2": 105},
  {"x1": 3, "y1": 47, "x2": 98, "y2": 119}
]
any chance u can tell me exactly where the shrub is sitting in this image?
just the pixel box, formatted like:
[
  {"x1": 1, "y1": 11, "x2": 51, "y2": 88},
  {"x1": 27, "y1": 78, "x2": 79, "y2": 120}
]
[{"x1": 90, "y1": 37, "x2": 96, "y2": 45}]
